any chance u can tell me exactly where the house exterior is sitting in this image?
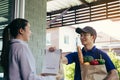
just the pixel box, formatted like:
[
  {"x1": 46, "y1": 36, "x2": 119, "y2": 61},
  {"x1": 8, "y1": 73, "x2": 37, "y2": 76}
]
[
  {"x1": 46, "y1": 27, "x2": 77, "y2": 52},
  {"x1": 46, "y1": 25, "x2": 120, "y2": 56}
]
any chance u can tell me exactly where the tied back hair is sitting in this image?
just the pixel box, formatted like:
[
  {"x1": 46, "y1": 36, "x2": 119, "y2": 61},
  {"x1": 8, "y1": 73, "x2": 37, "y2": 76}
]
[
  {"x1": 8, "y1": 18, "x2": 28, "y2": 38},
  {"x1": 1, "y1": 25, "x2": 10, "y2": 76}
]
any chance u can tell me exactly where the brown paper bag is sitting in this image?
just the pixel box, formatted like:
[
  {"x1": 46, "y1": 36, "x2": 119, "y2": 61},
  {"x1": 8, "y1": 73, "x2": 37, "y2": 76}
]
[{"x1": 81, "y1": 65, "x2": 108, "y2": 80}]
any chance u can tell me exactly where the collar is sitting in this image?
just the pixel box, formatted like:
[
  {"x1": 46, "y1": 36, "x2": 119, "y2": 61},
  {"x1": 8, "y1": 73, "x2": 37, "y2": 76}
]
[
  {"x1": 10, "y1": 39, "x2": 28, "y2": 46},
  {"x1": 82, "y1": 46, "x2": 96, "y2": 53}
]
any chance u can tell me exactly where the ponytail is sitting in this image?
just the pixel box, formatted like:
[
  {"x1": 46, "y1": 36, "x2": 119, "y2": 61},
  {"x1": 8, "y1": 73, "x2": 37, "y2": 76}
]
[{"x1": 1, "y1": 26, "x2": 10, "y2": 76}]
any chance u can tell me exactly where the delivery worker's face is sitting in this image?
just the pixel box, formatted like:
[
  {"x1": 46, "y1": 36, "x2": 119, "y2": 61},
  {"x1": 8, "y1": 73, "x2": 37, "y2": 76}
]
[{"x1": 80, "y1": 33, "x2": 94, "y2": 46}]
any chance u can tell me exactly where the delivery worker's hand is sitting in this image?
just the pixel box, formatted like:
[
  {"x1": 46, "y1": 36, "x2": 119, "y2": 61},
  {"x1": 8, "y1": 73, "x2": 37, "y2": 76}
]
[
  {"x1": 49, "y1": 47, "x2": 68, "y2": 65},
  {"x1": 103, "y1": 69, "x2": 119, "y2": 80},
  {"x1": 49, "y1": 47, "x2": 56, "y2": 52}
]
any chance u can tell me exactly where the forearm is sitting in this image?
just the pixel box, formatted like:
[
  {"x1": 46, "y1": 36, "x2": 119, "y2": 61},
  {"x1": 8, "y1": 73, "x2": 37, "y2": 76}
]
[
  {"x1": 104, "y1": 69, "x2": 119, "y2": 80},
  {"x1": 61, "y1": 55, "x2": 68, "y2": 64}
]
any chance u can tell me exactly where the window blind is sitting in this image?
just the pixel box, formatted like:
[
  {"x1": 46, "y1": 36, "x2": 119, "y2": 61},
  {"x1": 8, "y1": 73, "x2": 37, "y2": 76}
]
[{"x1": 0, "y1": 0, "x2": 14, "y2": 51}]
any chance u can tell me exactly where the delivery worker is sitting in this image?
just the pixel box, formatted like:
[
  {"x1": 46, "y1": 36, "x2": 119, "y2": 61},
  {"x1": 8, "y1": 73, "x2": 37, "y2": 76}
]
[{"x1": 61, "y1": 26, "x2": 119, "y2": 80}]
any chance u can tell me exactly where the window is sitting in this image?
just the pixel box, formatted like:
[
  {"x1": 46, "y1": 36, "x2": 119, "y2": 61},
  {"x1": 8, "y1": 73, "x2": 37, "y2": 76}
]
[
  {"x1": 64, "y1": 35, "x2": 69, "y2": 44},
  {"x1": 46, "y1": 33, "x2": 51, "y2": 45},
  {"x1": 0, "y1": 0, "x2": 14, "y2": 77},
  {"x1": 0, "y1": 0, "x2": 14, "y2": 54}
]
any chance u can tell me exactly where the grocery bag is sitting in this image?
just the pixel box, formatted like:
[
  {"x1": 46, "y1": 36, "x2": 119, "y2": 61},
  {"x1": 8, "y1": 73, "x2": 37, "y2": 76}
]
[{"x1": 81, "y1": 64, "x2": 107, "y2": 80}]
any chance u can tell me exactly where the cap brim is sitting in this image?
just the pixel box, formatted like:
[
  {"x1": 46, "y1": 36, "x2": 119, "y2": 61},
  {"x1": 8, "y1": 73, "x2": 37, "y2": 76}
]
[{"x1": 75, "y1": 28, "x2": 87, "y2": 34}]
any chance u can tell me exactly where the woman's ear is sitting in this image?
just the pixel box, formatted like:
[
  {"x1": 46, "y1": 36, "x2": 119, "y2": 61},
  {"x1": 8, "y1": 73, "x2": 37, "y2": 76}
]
[{"x1": 19, "y1": 28, "x2": 24, "y2": 34}]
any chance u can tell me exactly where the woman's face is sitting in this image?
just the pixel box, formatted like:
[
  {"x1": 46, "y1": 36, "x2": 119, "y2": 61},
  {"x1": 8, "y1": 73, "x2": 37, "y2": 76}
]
[{"x1": 21, "y1": 23, "x2": 32, "y2": 41}]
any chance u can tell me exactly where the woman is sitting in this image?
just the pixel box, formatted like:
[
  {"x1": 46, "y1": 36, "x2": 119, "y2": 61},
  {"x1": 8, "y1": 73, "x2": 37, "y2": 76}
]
[{"x1": 1, "y1": 18, "x2": 46, "y2": 80}]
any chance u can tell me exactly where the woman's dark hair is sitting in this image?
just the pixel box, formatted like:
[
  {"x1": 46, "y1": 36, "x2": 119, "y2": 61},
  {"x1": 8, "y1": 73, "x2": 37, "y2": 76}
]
[
  {"x1": 0, "y1": 18, "x2": 28, "y2": 78},
  {"x1": 9, "y1": 18, "x2": 28, "y2": 38}
]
